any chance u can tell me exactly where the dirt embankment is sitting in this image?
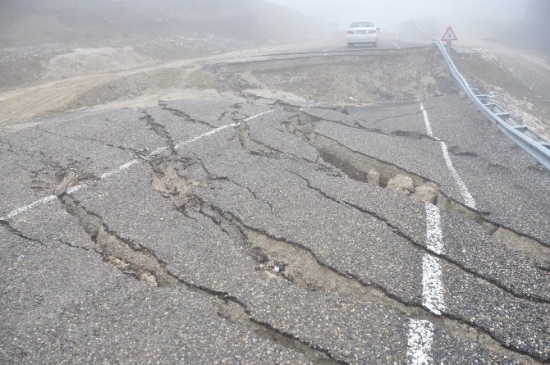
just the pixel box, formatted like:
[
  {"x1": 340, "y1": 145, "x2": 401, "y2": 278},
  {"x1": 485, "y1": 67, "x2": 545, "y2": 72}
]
[
  {"x1": 187, "y1": 49, "x2": 456, "y2": 106},
  {"x1": 453, "y1": 48, "x2": 550, "y2": 140},
  {"x1": 0, "y1": 0, "x2": 328, "y2": 90},
  {"x1": 0, "y1": 48, "x2": 458, "y2": 128}
]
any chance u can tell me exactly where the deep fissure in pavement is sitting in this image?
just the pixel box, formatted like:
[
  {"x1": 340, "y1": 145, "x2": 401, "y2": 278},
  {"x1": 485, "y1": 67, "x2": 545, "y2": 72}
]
[
  {"x1": 289, "y1": 109, "x2": 550, "y2": 266},
  {"x1": 56, "y1": 192, "x2": 344, "y2": 365},
  {"x1": 235, "y1": 122, "x2": 283, "y2": 158},
  {"x1": 30, "y1": 105, "x2": 546, "y2": 363},
  {"x1": 141, "y1": 113, "x2": 176, "y2": 155},
  {"x1": 136, "y1": 145, "x2": 542, "y2": 363}
]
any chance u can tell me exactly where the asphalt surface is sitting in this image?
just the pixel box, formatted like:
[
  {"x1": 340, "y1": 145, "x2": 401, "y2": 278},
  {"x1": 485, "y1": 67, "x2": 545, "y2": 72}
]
[{"x1": 1, "y1": 48, "x2": 549, "y2": 364}]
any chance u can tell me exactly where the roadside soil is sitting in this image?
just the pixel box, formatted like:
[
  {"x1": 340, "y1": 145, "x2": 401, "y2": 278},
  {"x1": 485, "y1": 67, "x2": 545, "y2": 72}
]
[
  {"x1": 453, "y1": 42, "x2": 550, "y2": 140},
  {"x1": 1, "y1": 33, "x2": 549, "y2": 143}
]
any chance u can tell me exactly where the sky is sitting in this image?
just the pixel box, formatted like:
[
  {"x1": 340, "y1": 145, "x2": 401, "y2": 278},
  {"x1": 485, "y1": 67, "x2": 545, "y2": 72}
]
[{"x1": 266, "y1": 0, "x2": 527, "y2": 30}]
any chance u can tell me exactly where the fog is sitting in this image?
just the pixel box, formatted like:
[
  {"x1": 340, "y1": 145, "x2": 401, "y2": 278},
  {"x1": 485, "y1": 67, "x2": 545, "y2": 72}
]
[{"x1": 267, "y1": 0, "x2": 527, "y2": 30}]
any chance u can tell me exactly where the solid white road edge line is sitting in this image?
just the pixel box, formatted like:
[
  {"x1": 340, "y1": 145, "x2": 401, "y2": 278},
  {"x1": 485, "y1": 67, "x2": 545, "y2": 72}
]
[
  {"x1": 0, "y1": 110, "x2": 274, "y2": 221},
  {"x1": 420, "y1": 103, "x2": 476, "y2": 209}
]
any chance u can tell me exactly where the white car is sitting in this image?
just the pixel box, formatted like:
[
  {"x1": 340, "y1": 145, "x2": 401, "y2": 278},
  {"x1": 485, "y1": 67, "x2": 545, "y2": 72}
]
[{"x1": 346, "y1": 21, "x2": 378, "y2": 47}]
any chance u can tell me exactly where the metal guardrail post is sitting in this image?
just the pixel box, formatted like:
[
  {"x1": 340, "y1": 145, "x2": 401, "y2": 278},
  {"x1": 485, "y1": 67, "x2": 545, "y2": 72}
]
[{"x1": 433, "y1": 40, "x2": 550, "y2": 171}]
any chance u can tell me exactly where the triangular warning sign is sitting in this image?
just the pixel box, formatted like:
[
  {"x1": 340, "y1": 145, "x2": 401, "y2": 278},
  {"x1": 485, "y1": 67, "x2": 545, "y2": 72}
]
[{"x1": 441, "y1": 26, "x2": 458, "y2": 41}]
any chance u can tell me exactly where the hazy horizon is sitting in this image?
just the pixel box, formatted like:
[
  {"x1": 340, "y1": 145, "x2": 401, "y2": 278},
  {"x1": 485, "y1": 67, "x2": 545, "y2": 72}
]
[{"x1": 266, "y1": 0, "x2": 528, "y2": 30}]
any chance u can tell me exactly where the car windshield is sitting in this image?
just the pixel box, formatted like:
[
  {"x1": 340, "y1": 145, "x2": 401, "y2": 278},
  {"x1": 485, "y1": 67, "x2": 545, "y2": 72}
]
[{"x1": 350, "y1": 21, "x2": 374, "y2": 28}]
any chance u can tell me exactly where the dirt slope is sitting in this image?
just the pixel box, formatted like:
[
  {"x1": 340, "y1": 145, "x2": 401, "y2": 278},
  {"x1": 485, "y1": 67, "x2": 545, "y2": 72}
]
[
  {"x1": 0, "y1": 0, "x2": 328, "y2": 90},
  {"x1": 0, "y1": 0, "x2": 326, "y2": 48}
]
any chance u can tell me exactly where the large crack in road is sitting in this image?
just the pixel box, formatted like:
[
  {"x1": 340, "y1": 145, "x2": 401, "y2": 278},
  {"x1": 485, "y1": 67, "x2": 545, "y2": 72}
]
[{"x1": 1, "y1": 48, "x2": 549, "y2": 364}]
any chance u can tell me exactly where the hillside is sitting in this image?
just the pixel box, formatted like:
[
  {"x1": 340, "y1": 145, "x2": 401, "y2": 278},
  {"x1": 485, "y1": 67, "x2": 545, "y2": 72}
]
[
  {"x1": 0, "y1": 0, "x2": 326, "y2": 47},
  {"x1": 0, "y1": 0, "x2": 327, "y2": 90}
]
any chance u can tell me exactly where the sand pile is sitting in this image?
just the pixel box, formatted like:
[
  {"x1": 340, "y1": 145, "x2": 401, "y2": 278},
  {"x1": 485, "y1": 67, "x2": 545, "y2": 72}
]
[{"x1": 44, "y1": 46, "x2": 155, "y2": 80}]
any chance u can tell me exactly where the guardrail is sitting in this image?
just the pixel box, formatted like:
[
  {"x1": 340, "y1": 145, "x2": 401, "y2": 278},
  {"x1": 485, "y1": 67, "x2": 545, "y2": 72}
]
[{"x1": 433, "y1": 40, "x2": 550, "y2": 171}]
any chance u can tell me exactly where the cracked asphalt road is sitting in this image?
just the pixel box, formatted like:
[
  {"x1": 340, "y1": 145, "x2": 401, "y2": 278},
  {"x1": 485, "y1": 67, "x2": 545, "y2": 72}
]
[{"x1": 1, "y1": 87, "x2": 549, "y2": 364}]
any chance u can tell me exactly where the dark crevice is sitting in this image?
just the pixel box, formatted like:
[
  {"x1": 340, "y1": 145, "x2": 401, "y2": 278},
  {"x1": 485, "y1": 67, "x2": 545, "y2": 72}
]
[
  {"x1": 118, "y1": 133, "x2": 543, "y2": 362},
  {"x1": 161, "y1": 106, "x2": 217, "y2": 129},
  {"x1": 57, "y1": 239, "x2": 97, "y2": 253},
  {"x1": 0, "y1": 220, "x2": 45, "y2": 245},
  {"x1": 0, "y1": 138, "x2": 38, "y2": 158},
  {"x1": 287, "y1": 170, "x2": 352, "y2": 211},
  {"x1": 196, "y1": 198, "x2": 542, "y2": 364},
  {"x1": 230, "y1": 179, "x2": 275, "y2": 214},
  {"x1": 36, "y1": 127, "x2": 139, "y2": 154},
  {"x1": 235, "y1": 122, "x2": 283, "y2": 158},
  {"x1": 273, "y1": 100, "x2": 302, "y2": 114},
  {"x1": 196, "y1": 204, "x2": 232, "y2": 238},
  {"x1": 287, "y1": 168, "x2": 549, "y2": 304},
  {"x1": 314, "y1": 130, "x2": 550, "y2": 251},
  {"x1": 300, "y1": 106, "x2": 440, "y2": 141},
  {"x1": 291, "y1": 111, "x2": 550, "y2": 256},
  {"x1": 140, "y1": 112, "x2": 176, "y2": 156},
  {"x1": 197, "y1": 159, "x2": 230, "y2": 181},
  {"x1": 345, "y1": 198, "x2": 550, "y2": 305},
  {"x1": 360, "y1": 108, "x2": 431, "y2": 126},
  {"x1": 55, "y1": 193, "x2": 344, "y2": 364}
]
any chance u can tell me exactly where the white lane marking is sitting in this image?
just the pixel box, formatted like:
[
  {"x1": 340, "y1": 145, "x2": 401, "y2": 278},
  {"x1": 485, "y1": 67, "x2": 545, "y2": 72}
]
[
  {"x1": 440, "y1": 142, "x2": 476, "y2": 209},
  {"x1": 406, "y1": 319, "x2": 435, "y2": 365},
  {"x1": 423, "y1": 203, "x2": 445, "y2": 315},
  {"x1": 177, "y1": 124, "x2": 236, "y2": 149},
  {"x1": 244, "y1": 110, "x2": 274, "y2": 122},
  {"x1": 406, "y1": 204, "x2": 445, "y2": 364},
  {"x1": 175, "y1": 110, "x2": 274, "y2": 150},
  {"x1": 420, "y1": 103, "x2": 476, "y2": 209},
  {"x1": 422, "y1": 254, "x2": 445, "y2": 316},
  {"x1": 3, "y1": 195, "x2": 57, "y2": 220},
  {"x1": 0, "y1": 110, "x2": 274, "y2": 221},
  {"x1": 425, "y1": 203, "x2": 443, "y2": 255},
  {"x1": 100, "y1": 160, "x2": 140, "y2": 179},
  {"x1": 66, "y1": 184, "x2": 86, "y2": 195},
  {"x1": 409, "y1": 104, "x2": 470, "y2": 364},
  {"x1": 393, "y1": 42, "x2": 401, "y2": 50},
  {"x1": 420, "y1": 103, "x2": 433, "y2": 137}
]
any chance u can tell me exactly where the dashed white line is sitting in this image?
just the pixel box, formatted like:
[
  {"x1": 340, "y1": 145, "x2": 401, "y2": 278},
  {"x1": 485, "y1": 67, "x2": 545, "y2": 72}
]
[
  {"x1": 407, "y1": 203, "x2": 445, "y2": 365},
  {"x1": 423, "y1": 203, "x2": 445, "y2": 315},
  {"x1": 100, "y1": 159, "x2": 140, "y2": 179},
  {"x1": 393, "y1": 42, "x2": 401, "y2": 50},
  {"x1": 3, "y1": 195, "x2": 58, "y2": 220},
  {"x1": 407, "y1": 319, "x2": 435, "y2": 365},
  {"x1": 408, "y1": 103, "x2": 474, "y2": 364},
  {"x1": 420, "y1": 103, "x2": 433, "y2": 137},
  {"x1": 422, "y1": 254, "x2": 445, "y2": 316},
  {"x1": 420, "y1": 103, "x2": 476, "y2": 209},
  {"x1": 0, "y1": 110, "x2": 274, "y2": 221},
  {"x1": 406, "y1": 203, "x2": 445, "y2": 364},
  {"x1": 174, "y1": 110, "x2": 274, "y2": 150},
  {"x1": 425, "y1": 203, "x2": 443, "y2": 255},
  {"x1": 175, "y1": 124, "x2": 237, "y2": 150}
]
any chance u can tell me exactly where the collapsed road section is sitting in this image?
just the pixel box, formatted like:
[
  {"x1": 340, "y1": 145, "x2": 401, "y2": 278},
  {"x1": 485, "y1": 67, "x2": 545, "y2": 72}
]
[{"x1": 1, "y1": 47, "x2": 549, "y2": 364}]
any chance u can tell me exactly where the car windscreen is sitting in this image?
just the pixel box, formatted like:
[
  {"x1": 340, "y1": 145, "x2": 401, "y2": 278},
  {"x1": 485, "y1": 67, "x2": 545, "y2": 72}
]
[{"x1": 350, "y1": 21, "x2": 374, "y2": 28}]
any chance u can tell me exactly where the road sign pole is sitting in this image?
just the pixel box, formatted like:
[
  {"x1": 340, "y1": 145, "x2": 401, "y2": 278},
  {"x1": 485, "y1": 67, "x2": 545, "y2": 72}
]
[{"x1": 446, "y1": 40, "x2": 452, "y2": 50}]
